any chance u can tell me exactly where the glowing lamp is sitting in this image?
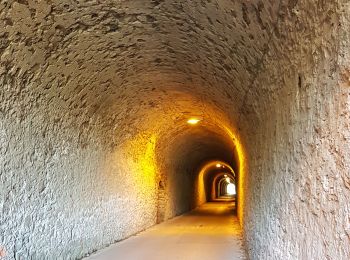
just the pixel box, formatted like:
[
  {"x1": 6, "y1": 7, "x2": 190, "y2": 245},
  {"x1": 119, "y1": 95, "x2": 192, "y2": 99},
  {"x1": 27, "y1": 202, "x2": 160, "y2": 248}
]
[
  {"x1": 187, "y1": 118, "x2": 200, "y2": 125},
  {"x1": 216, "y1": 163, "x2": 221, "y2": 168}
]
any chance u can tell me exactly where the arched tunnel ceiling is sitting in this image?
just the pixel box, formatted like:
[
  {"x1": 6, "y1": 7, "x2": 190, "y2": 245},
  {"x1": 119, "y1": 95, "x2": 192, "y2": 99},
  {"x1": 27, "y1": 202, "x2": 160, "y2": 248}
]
[
  {"x1": 1, "y1": 0, "x2": 347, "y2": 259},
  {"x1": 158, "y1": 126, "x2": 237, "y2": 175},
  {"x1": 0, "y1": 0, "x2": 281, "y2": 143}
]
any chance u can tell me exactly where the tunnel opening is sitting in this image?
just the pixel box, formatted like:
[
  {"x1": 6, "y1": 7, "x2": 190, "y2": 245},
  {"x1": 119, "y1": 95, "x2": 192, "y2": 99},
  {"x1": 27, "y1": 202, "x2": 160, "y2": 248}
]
[
  {"x1": 214, "y1": 172, "x2": 236, "y2": 198},
  {"x1": 197, "y1": 160, "x2": 238, "y2": 215},
  {"x1": 226, "y1": 183, "x2": 236, "y2": 196},
  {"x1": 155, "y1": 117, "x2": 244, "y2": 223}
]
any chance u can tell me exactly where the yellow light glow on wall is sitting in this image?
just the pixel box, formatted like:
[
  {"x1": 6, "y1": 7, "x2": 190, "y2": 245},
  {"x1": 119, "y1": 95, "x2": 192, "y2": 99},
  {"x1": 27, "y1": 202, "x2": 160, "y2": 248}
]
[
  {"x1": 139, "y1": 135, "x2": 157, "y2": 182},
  {"x1": 119, "y1": 132, "x2": 158, "y2": 200},
  {"x1": 222, "y1": 125, "x2": 247, "y2": 226},
  {"x1": 187, "y1": 118, "x2": 200, "y2": 125}
]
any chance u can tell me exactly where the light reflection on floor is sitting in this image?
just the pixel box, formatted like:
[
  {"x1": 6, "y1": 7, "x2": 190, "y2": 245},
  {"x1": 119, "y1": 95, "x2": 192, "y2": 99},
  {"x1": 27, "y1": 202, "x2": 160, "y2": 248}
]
[{"x1": 86, "y1": 199, "x2": 246, "y2": 260}]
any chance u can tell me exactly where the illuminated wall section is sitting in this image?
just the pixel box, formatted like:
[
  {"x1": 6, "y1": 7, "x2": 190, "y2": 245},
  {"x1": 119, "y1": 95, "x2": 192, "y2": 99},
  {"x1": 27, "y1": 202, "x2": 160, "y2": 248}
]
[{"x1": 223, "y1": 127, "x2": 247, "y2": 225}]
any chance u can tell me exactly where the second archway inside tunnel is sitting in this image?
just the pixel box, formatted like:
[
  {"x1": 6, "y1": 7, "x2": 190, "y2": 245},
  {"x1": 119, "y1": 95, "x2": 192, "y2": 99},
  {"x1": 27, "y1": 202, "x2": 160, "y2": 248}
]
[
  {"x1": 155, "y1": 120, "x2": 241, "y2": 223},
  {"x1": 213, "y1": 170, "x2": 236, "y2": 199}
]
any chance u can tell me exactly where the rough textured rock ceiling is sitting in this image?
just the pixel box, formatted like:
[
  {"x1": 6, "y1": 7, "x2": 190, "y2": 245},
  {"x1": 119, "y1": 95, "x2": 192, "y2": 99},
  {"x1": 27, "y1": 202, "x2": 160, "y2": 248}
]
[{"x1": 1, "y1": 0, "x2": 280, "y2": 136}]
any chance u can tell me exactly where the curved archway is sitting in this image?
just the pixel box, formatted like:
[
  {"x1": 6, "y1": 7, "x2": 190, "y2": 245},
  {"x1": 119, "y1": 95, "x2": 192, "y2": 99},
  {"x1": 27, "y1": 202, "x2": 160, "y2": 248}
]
[
  {"x1": 195, "y1": 160, "x2": 239, "y2": 205},
  {"x1": 154, "y1": 113, "x2": 245, "y2": 222},
  {"x1": 216, "y1": 174, "x2": 235, "y2": 198}
]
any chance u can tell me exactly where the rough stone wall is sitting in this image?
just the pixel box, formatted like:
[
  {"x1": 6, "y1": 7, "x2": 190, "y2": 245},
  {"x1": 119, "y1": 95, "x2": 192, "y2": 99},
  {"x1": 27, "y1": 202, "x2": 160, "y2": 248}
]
[
  {"x1": 241, "y1": 0, "x2": 350, "y2": 259},
  {"x1": 0, "y1": 77, "x2": 159, "y2": 259}
]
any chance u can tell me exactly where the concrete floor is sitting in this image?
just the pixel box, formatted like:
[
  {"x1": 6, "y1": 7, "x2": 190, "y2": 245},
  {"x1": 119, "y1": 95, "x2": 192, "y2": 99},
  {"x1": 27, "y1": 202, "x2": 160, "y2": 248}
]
[{"x1": 85, "y1": 201, "x2": 246, "y2": 260}]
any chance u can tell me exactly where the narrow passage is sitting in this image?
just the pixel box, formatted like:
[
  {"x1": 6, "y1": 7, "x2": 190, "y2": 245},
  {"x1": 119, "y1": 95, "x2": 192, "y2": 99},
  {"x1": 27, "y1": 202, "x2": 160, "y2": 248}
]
[{"x1": 86, "y1": 201, "x2": 246, "y2": 260}]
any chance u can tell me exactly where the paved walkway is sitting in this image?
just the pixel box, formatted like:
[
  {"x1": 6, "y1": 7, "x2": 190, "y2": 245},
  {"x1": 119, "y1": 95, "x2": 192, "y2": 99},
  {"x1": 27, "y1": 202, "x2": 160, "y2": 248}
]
[{"x1": 86, "y1": 201, "x2": 246, "y2": 260}]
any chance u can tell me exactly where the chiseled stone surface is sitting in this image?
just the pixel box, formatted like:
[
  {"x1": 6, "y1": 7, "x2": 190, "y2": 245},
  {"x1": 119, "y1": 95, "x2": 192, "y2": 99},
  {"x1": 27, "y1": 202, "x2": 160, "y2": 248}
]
[
  {"x1": 241, "y1": 0, "x2": 350, "y2": 259},
  {"x1": 0, "y1": 0, "x2": 349, "y2": 259}
]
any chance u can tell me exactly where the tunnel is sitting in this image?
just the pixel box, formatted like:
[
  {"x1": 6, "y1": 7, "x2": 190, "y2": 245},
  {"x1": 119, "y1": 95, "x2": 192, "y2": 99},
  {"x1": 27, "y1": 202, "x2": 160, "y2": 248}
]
[{"x1": 0, "y1": 0, "x2": 350, "y2": 259}]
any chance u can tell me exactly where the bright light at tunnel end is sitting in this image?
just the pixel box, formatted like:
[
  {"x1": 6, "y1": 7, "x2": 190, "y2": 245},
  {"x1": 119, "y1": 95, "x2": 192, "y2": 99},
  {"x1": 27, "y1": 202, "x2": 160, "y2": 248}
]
[
  {"x1": 187, "y1": 118, "x2": 200, "y2": 125},
  {"x1": 227, "y1": 183, "x2": 236, "y2": 195}
]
